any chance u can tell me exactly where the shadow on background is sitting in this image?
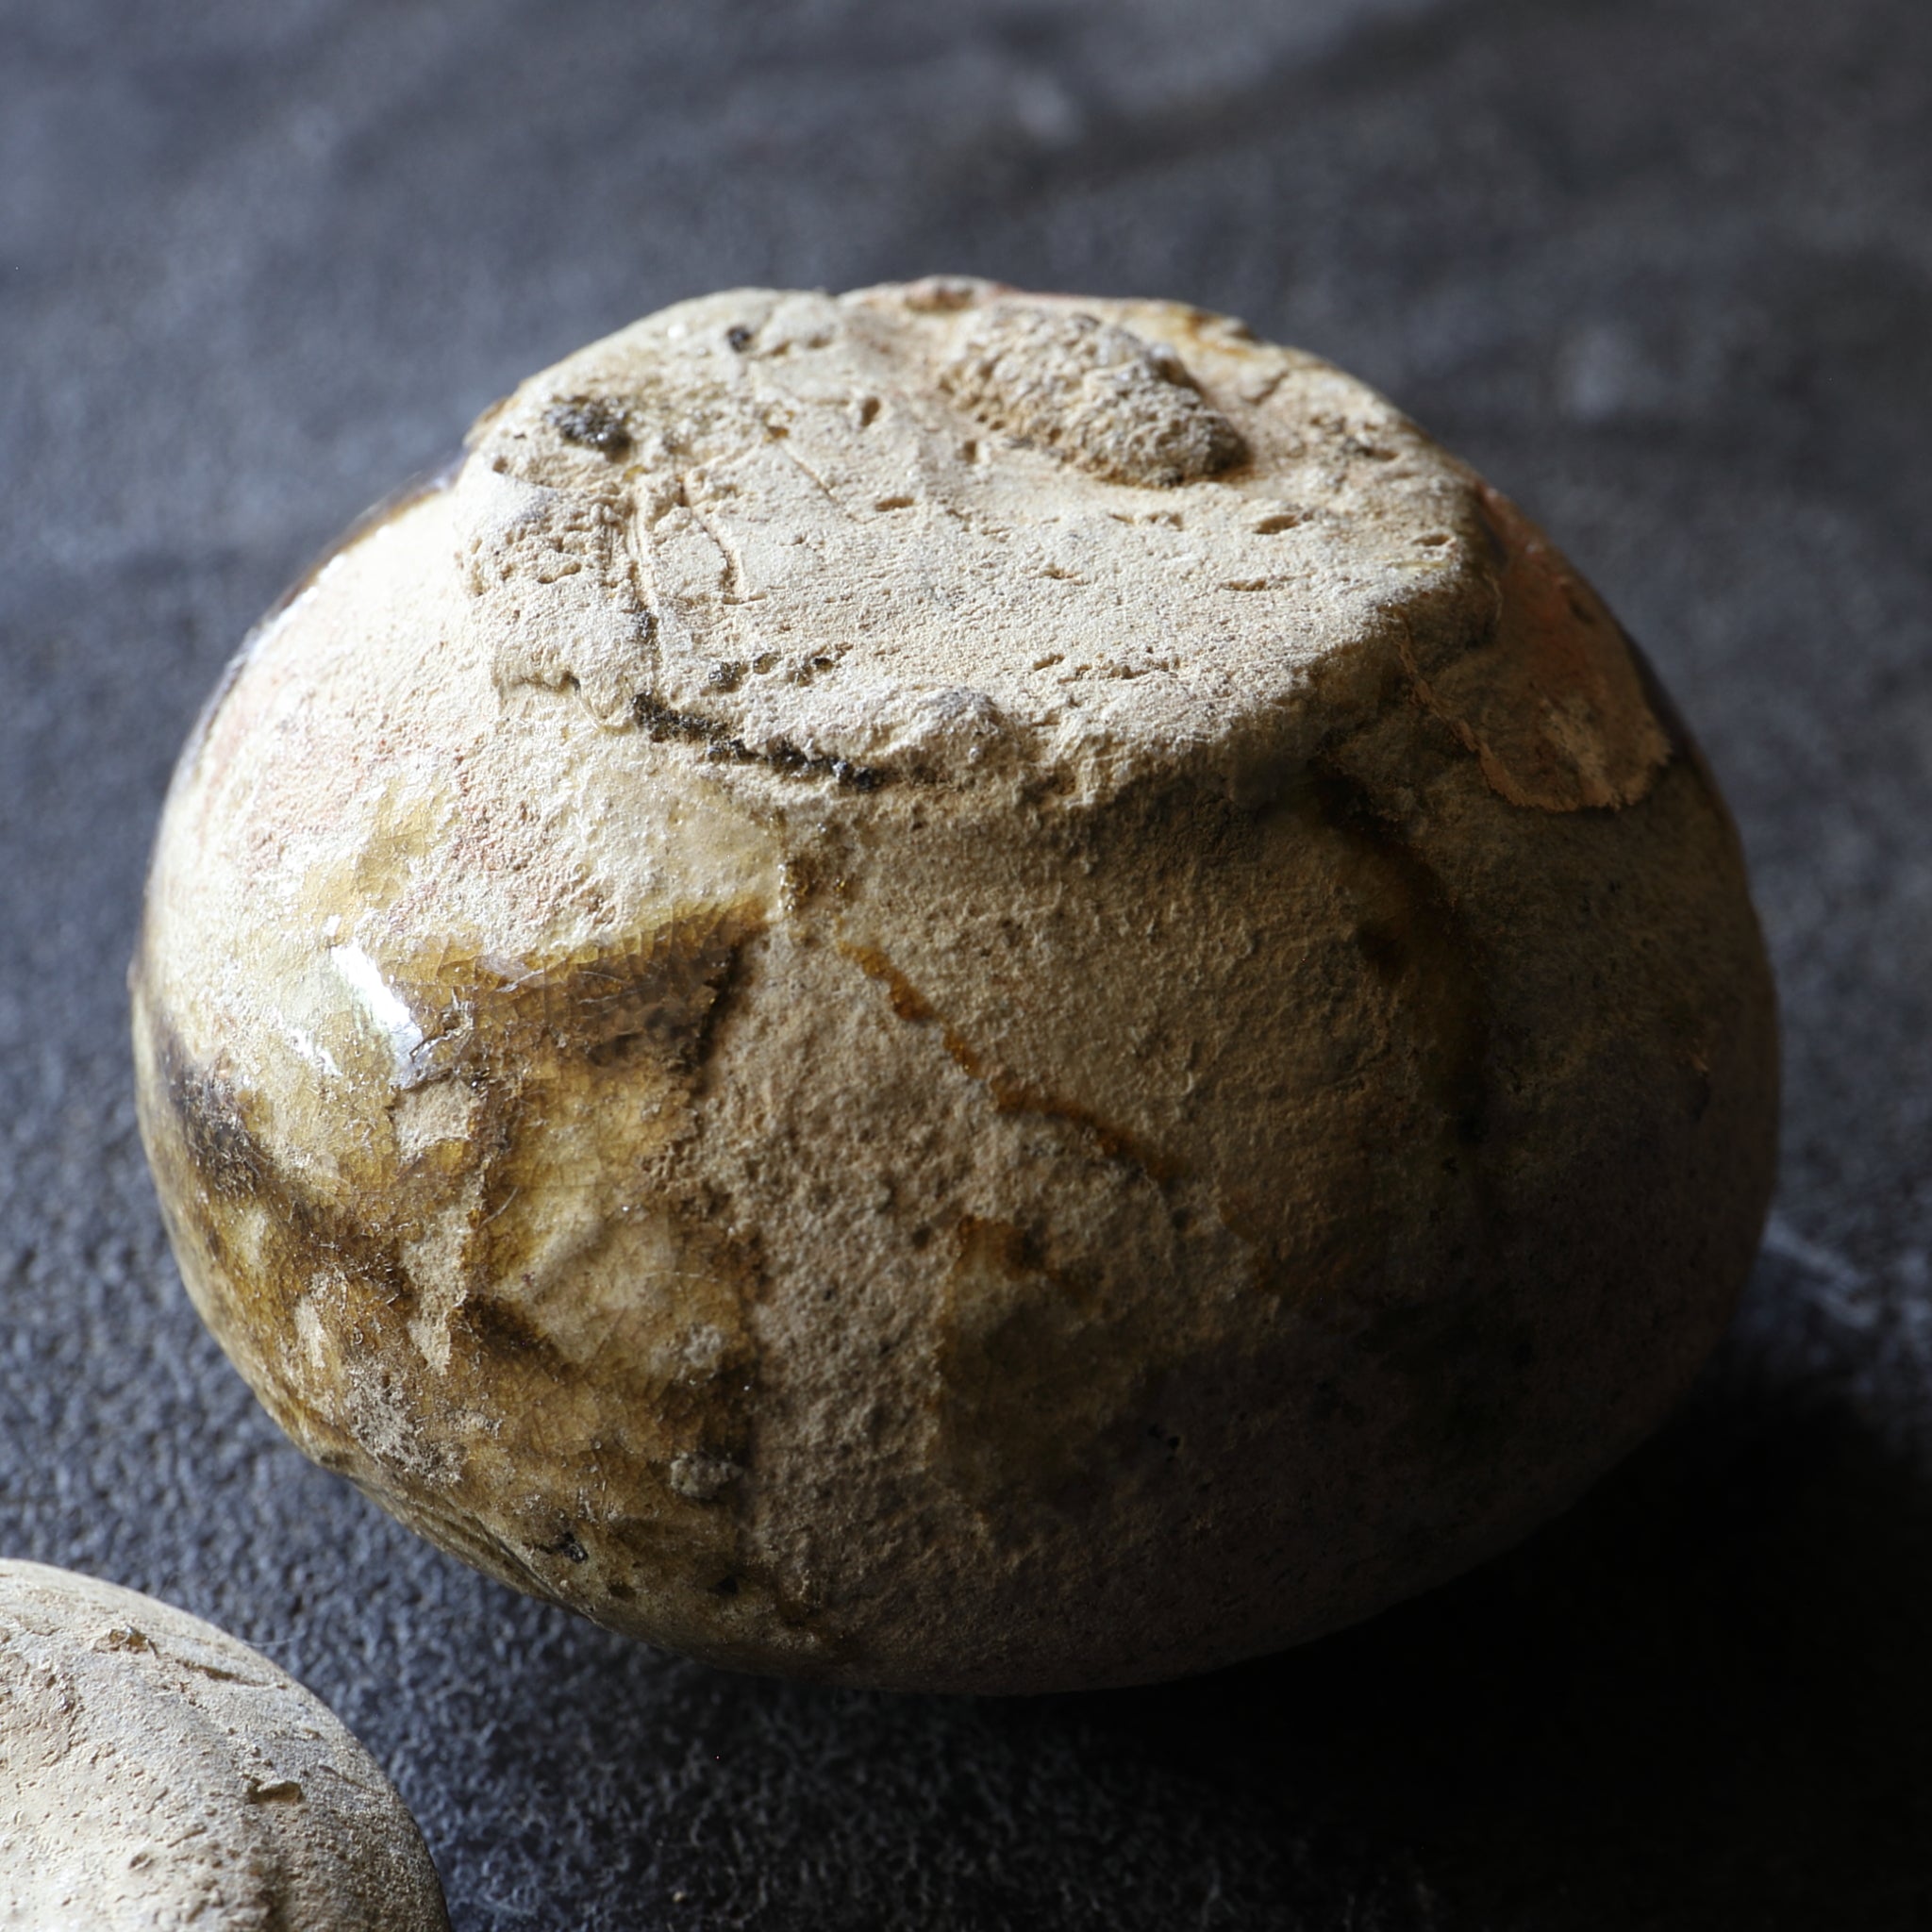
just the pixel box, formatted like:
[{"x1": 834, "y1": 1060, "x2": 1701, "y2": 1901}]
[
  {"x1": 1074, "y1": 1335, "x2": 1932, "y2": 1928},
  {"x1": 425, "y1": 1265, "x2": 1932, "y2": 1929}
]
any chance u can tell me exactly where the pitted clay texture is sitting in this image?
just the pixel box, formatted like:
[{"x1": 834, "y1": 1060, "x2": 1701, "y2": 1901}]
[
  {"x1": 938, "y1": 301, "x2": 1248, "y2": 485},
  {"x1": 449, "y1": 277, "x2": 1665, "y2": 802},
  {"x1": 133, "y1": 282, "x2": 1775, "y2": 1691},
  {"x1": 0, "y1": 1562, "x2": 449, "y2": 1930}
]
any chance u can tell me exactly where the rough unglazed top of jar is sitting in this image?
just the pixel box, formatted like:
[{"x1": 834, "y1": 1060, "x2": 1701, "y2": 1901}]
[{"x1": 134, "y1": 279, "x2": 1777, "y2": 1693}]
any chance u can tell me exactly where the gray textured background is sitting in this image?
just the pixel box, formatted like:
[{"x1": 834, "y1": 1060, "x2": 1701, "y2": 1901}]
[{"x1": 5, "y1": 1, "x2": 1931, "y2": 1924}]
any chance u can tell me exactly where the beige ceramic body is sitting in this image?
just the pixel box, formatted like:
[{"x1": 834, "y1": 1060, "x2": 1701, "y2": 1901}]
[
  {"x1": 0, "y1": 1562, "x2": 448, "y2": 1929},
  {"x1": 133, "y1": 282, "x2": 1777, "y2": 1691}
]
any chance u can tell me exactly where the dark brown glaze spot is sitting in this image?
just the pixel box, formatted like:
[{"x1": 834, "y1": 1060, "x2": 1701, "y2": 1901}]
[
  {"x1": 633, "y1": 691, "x2": 886, "y2": 791},
  {"x1": 143, "y1": 997, "x2": 419, "y2": 1324},
  {"x1": 158, "y1": 1030, "x2": 270, "y2": 1201},
  {"x1": 144, "y1": 992, "x2": 415, "y2": 1327},
  {"x1": 411, "y1": 909, "x2": 759, "y2": 1089},
  {"x1": 449, "y1": 1293, "x2": 563, "y2": 1366},
  {"x1": 545, "y1": 395, "x2": 632, "y2": 456}
]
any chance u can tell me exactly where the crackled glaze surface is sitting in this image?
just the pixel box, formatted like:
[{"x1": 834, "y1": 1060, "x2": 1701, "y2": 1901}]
[{"x1": 132, "y1": 282, "x2": 1776, "y2": 1691}]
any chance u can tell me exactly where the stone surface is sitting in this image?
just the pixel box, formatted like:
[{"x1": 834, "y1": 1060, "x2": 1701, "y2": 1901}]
[
  {"x1": 4, "y1": 0, "x2": 1931, "y2": 1921},
  {"x1": 134, "y1": 281, "x2": 1773, "y2": 1691},
  {"x1": 0, "y1": 1561, "x2": 449, "y2": 1929}
]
